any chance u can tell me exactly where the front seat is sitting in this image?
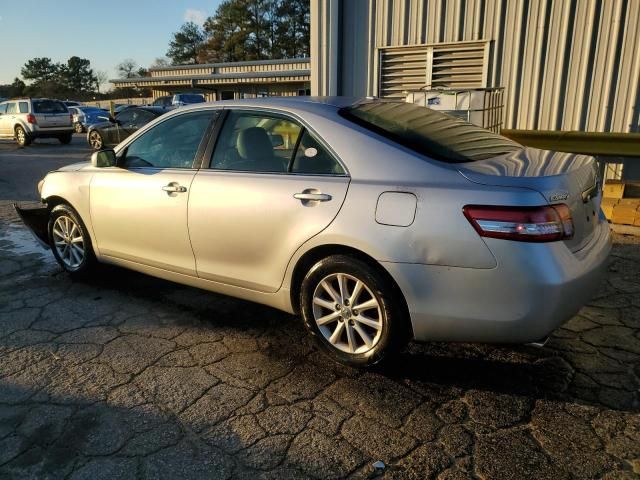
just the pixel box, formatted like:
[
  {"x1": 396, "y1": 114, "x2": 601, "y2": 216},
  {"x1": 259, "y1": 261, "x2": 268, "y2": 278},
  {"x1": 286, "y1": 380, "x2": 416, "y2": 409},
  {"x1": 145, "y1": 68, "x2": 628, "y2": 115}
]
[{"x1": 236, "y1": 127, "x2": 284, "y2": 172}]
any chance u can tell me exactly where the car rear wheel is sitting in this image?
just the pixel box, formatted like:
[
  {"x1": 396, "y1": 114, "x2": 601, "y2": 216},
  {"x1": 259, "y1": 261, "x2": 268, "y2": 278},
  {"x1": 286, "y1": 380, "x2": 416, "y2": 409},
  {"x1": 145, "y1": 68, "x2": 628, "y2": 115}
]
[
  {"x1": 48, "y1": 204, "x2": 96, "y2": 277},
  {"x1": 88, "y1": 130, "x2": 103, "y2": 150},
  {"x1": 74, "y1": 123, "x2": 84, "y2": 133},
  {"x1": 15, "y1": 126, "x2": 31, "y2": 147},
  {"x1": 300, "y1": 255, "x2": 409, "y2": 367},
  {"x1": 58, "y1": 133, "x2": 73, "y2": 144}
]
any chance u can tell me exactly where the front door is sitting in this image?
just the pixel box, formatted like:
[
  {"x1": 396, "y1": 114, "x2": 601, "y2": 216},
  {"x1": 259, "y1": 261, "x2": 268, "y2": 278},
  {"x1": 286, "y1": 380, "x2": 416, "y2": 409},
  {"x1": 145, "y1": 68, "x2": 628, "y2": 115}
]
[
  {"x1": 90, "y1": 110, "x2": 217, "y2": 275},
  {"x1": 188, "y1": 110, "x2": 350, "y2": 292}
]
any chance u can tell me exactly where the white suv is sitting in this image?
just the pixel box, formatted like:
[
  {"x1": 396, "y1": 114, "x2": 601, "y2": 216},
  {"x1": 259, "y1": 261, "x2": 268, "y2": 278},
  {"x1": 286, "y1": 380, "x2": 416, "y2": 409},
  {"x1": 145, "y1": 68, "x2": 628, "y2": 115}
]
[{"x1": 0, "y1": 98, "x2": 74, "y2": 147}]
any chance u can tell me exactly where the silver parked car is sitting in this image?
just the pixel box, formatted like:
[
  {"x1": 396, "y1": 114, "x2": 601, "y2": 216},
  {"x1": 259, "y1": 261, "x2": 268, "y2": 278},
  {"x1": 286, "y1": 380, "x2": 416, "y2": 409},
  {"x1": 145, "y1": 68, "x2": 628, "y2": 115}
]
[
  {"x1": 15, "y1": 97, "x2": 611, "y2": 366},
  {"x1": 0, "y1": 98, "x2": 73, "y2": 146}
]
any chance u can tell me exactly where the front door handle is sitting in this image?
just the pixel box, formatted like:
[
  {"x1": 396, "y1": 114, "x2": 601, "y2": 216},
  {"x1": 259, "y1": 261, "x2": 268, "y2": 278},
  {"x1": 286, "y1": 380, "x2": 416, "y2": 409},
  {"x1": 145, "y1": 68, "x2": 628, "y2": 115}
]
[
  {"x1": 162, "y1": 183, "x2": 187, "y2": 193},
  {"x1": 293, "y1": 192, "x2": 332, "y2": 202}
]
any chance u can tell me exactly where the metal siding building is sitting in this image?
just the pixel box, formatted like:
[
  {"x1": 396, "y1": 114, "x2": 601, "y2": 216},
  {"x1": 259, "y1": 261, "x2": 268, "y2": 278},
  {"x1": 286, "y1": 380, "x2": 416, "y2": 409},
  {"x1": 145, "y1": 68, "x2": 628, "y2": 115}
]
[
  {"x1": 111, "y1": 58, "x2": 311, "y2": 101},
  {"x1": 311, "y1": 0, "x2": 640, "y2": 133}
]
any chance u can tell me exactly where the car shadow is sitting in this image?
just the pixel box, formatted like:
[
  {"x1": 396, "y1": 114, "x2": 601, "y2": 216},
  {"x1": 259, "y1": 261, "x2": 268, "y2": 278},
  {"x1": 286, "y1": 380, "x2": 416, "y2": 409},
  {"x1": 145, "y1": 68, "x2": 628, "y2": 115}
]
[{"x1": 79, "y1": 262, "x2": 638, "y2": 412}]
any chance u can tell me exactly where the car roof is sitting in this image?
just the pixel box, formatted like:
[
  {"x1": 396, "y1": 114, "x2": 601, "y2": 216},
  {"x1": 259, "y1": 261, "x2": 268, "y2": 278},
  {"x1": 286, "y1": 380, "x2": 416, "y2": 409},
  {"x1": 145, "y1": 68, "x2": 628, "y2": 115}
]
[{"x1": 172, "y1": 96, "x2": 364, "y2": 117}]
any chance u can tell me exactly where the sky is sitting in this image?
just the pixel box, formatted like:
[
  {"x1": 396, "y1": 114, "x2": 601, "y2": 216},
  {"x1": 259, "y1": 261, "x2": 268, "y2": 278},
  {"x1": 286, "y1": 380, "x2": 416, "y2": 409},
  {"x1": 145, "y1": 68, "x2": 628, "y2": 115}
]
[{"x1": 0, "y1": 0, "x2": 222, "y2": 87}]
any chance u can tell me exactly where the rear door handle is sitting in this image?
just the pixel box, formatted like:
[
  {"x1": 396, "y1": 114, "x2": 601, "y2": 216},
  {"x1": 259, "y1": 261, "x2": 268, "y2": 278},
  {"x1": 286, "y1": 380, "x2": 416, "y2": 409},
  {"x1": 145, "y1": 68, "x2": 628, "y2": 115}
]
[
  {"x1": 293, "y1": 192, "x2": 332, "y2": 202},
  {"x1": 162, "y1": 183, "x2": 187, "y2": 193}
]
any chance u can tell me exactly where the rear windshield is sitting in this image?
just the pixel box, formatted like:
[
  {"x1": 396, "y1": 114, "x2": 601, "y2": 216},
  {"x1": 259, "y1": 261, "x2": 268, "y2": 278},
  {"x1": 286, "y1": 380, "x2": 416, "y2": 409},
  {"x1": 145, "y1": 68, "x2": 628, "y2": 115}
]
[
  {"x1": 177, "y1": 94, "x2": 205, "y2": 104},
  {"x1": 339, "y1": 101, "x2": 522, "y2": 163},
  {"x1": 33, "y1": 100, "x2": 68, "y2": 114}
]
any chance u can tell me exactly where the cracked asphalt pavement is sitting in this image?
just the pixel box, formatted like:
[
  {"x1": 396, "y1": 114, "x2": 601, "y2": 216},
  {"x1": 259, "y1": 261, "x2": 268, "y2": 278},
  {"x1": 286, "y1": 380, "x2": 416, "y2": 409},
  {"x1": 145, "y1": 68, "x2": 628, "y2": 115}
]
[{"x1": 0, "y1": 138, "x2": 639, "y2": 479}]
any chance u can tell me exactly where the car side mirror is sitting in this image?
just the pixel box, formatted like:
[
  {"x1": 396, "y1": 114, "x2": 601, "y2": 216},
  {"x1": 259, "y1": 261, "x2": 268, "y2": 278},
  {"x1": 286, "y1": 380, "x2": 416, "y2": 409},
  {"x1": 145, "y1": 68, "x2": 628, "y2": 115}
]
[
  {"x1": 91, "y1": 149, "x2": 117, "y2": 168},
  {"x1": 270, "y1": 134, "x2": 284, "y2": 148}
]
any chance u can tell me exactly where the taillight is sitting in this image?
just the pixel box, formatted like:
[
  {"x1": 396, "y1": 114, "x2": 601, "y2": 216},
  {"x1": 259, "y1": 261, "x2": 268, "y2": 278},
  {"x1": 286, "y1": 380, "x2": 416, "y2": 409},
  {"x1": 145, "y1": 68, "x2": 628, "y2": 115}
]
[
  {"x1": 463, "y1": 204, "x2": 574, "y2": 242},
  {"x1": 26, "y1": 113, "x2": 37, "y2": 124},
  {"x1": 70, "y1": 114, "x2": 73, "y2": 123}
]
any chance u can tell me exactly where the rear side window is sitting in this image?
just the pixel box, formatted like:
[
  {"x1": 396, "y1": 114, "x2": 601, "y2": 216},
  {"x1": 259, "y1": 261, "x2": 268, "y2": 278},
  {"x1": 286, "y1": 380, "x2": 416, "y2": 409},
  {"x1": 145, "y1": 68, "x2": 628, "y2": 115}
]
[
  {"x1": 211, "y1": 111, "x2": 301, "y2": 173},
  {"x1": 19, "y1": 102, "x2": 29, "y2": 113},
  {"x1": 340, "y1": 102, "x2": 522, "y2": 163},
  {"x1": 292, "y1": 130, "x2": 344, "y2": 175},
  {"x1": 33, "y1": 100, "x2": 68, "y2": 114}
]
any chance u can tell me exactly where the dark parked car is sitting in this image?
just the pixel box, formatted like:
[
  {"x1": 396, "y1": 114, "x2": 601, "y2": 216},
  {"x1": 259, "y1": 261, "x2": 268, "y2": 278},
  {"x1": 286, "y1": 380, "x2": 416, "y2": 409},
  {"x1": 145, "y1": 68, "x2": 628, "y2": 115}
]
[
  {"x1": 152, "y1": 93, "x2": 205, "y2": 108},
  {"x1": 86, "y1": 107, "x2": 166, "y2": 150},
  {"x1": 151, "y1": 96, "x2": 172, "y2": 108}
]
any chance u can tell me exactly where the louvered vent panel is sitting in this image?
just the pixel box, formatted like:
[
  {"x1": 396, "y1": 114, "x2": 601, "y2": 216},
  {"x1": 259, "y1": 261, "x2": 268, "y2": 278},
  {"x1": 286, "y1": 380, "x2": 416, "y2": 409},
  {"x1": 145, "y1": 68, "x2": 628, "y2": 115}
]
[
  {"x1": 379, "y1": 41, "x2": 488, "y2": 97},
  {"x1": 379, "y1": 46, "x2": 429, "y2": 98}
]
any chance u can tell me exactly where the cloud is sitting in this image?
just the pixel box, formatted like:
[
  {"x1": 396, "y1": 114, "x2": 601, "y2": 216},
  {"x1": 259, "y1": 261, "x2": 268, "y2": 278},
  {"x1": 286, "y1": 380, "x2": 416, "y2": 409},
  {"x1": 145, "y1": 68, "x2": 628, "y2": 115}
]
[{"x1": 184, "y1": 8, "x2": 207, "y2": 26}]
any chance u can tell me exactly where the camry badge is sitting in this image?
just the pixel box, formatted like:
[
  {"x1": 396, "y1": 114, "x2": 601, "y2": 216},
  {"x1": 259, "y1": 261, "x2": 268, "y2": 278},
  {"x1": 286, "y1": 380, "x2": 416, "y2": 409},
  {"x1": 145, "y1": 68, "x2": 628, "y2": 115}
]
[{"x1": 548, "y1": 192, "x2": 569, "y2": 202}]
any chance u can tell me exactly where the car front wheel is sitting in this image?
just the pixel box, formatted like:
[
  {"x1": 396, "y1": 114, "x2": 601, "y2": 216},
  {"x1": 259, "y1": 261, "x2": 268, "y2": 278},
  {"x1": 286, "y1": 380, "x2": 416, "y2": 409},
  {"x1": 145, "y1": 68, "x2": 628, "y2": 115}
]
[
  {"x1": 300, "y1": 255, "x2": 409, "y2": 367},
  {"x1": 48, "y1": 204, "x2": 96, "y2": 276},
  {"x1": 74, "y1": 123, "x2": 84, "y2": 133},
  {"x1": 88, "y1": 130, "x2": 103, "y2": 150}
]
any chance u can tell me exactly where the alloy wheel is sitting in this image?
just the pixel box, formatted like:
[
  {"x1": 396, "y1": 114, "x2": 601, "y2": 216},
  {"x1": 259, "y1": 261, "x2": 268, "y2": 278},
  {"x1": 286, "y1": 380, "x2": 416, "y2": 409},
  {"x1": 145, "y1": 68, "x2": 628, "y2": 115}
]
[
  {"x1": 312, "y1": 273, "x2": 383, "y2": 354},
  {"x1": 16, "y1": 127, "x2": 26, "y2": 146},
  {"x1": 52, "y1": 215, "x2": 85, "y2": 270},
  {"x1": 89, "y1": 131, "x2": 103, "y2": 149}
]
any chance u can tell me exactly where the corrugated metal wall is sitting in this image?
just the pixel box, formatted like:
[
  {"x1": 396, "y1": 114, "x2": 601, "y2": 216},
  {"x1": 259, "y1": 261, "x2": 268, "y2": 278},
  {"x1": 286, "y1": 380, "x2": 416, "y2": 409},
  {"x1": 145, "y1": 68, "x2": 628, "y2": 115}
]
[{"x1": 312, "y1": 0, "x2": 640, "y2": 133}]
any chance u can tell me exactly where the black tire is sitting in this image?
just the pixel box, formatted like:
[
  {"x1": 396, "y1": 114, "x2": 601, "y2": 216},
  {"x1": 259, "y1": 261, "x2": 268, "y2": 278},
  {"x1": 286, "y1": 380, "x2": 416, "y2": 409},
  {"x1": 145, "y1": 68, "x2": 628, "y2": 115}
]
[
  {"x1": 15, "y1": 125, "x2": 31, "y2": 147},
  {"x1": 48, "y1": 204, "x2": 97, "y2": 277},
  {"x1": 74, "y1": 122, "x2": 84, "y2": 134},
  {"x1": 58, "y1": 133, "x2": 73, "y2": 144},
  {"x1": 300, "y1": 255, "x2": 410, "y2": 367},
  {"x1": 88, "y1": 130, "x2": 103, "y2": 150}
]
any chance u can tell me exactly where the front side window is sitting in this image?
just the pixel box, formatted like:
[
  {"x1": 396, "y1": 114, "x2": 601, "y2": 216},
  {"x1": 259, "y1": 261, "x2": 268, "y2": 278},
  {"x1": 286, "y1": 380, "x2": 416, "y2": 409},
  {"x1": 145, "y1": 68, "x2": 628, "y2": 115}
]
[
  {"x1": 6, "y1": 103, "x2": 17, "y2": 114},
  {"x1": 121, "y1": 111, "x2": 216, "y2": 169},
  {"x1": 18, "y1": 102, "x2": 29, "y2": 113},
  {"x1": 211, "y1": 111, "x2": 302, "y2": 173},
  {"x1": 133, "y1": 110, "x2": 156, "y2": 127},
  {"x1": 115, "y1": 110, "x2": 135, "y2": 125},
  {"x1": 0, "y1": 103, "x2": 8, "y2": 114},
  {"x1": 340, "y1": 101, "x2": 522, "y2": 163}
]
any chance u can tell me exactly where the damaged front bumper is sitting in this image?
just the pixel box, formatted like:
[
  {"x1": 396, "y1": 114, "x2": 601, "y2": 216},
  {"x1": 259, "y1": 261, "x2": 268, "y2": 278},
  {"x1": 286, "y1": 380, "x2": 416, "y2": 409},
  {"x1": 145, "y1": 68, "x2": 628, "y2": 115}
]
[{"x1": 13, "y1": 203, "x2": 50, "y2": 250}]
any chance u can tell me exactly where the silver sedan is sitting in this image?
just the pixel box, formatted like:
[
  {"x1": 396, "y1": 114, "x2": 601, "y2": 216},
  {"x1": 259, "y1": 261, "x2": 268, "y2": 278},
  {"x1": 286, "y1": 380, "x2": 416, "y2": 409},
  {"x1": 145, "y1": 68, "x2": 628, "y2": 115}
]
[{"x1": 16, "y1": 97, "x2": 611, "y2": 366}]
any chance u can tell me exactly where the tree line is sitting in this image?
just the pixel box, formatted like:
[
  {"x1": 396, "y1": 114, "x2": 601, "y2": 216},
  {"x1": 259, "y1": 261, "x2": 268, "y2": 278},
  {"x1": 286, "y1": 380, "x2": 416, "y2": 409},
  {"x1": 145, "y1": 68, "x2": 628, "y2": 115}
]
[
  {"x1": 166, "y1": 0, "x2": 309, "y2": 65},
  {"x1": 0, "y1": 0, "x2": 309, "y2": 99},
  {"x1": 0, "y1": 56, "x2": 112, "y2": 101}
]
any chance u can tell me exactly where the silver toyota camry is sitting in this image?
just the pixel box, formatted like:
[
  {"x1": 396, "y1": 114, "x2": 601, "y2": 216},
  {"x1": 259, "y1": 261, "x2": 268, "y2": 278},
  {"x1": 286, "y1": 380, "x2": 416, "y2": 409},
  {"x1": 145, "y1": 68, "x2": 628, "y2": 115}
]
[{"x1": 16, "y1": 97, "x2": 611, "y2": 366}]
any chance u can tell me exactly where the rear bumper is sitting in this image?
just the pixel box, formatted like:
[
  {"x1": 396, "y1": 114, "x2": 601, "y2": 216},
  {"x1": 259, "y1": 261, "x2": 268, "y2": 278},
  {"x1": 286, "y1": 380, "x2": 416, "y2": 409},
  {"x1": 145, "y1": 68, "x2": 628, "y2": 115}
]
[
  {"x1": 28, "y1": 126, "x2": 74, "y2": 137},
  {"x1": 384, "y1": 219, "x2": 611, "y2": 343},
  {"x1": 13, "y1": 203, "x2": 50, "y2": 249}
]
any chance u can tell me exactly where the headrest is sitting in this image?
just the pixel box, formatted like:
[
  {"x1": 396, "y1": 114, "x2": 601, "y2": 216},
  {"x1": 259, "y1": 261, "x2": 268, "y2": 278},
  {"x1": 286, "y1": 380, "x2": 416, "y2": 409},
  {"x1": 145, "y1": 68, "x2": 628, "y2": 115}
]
[{"x1": 237, "y1": 127, "x2": 273, "y2": 160}]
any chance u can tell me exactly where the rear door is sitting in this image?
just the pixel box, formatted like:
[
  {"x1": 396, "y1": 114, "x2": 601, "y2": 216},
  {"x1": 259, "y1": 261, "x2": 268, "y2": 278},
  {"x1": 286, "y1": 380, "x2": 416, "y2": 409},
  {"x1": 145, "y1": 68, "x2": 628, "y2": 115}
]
[
  {"x1": 32, "y1": 99, "x2": 71, "y2": 129},
  {"x1": 188, "y1": 109, "x2": 350, "y2": 293}
]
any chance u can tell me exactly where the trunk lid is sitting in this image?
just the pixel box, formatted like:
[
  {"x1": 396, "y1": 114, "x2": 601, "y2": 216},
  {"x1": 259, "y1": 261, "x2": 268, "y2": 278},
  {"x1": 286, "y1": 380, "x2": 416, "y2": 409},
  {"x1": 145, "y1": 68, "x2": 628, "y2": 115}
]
[{"x1": 457, "y1": 147, "x2": 601, "y2": 252}]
